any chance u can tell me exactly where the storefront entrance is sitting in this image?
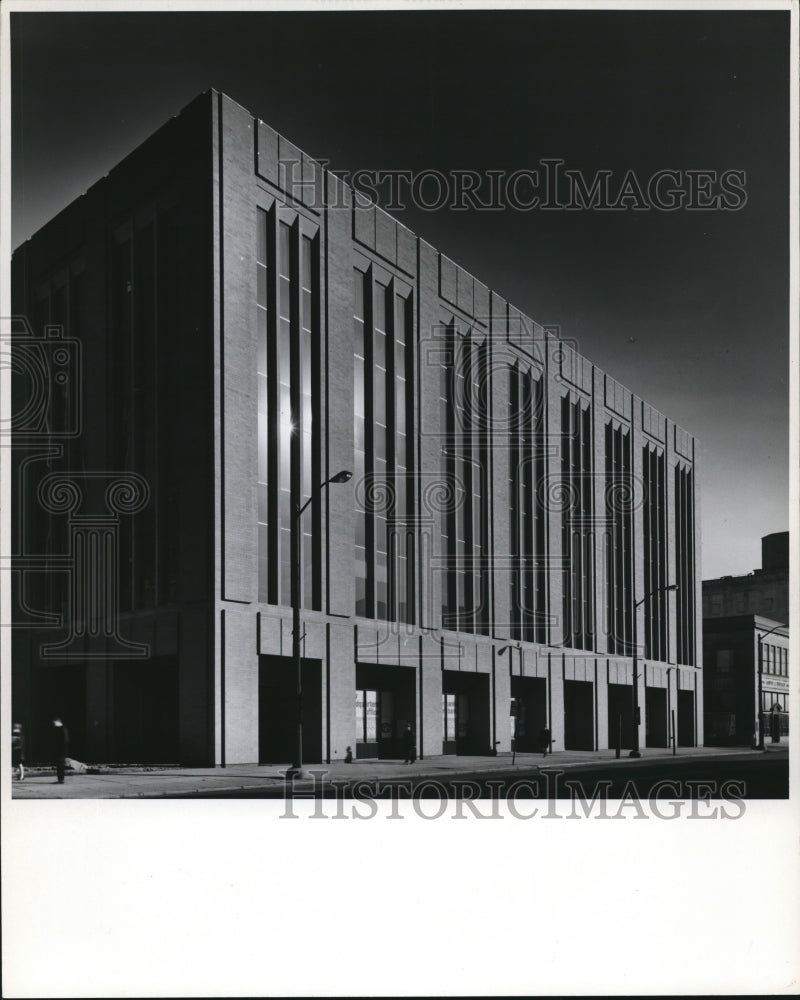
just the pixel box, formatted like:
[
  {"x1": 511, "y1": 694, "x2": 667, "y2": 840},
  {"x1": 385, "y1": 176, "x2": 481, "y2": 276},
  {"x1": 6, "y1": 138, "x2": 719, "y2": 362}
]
[
  {"x1": 355, "y1": 663, "x2": 416, "y2": 760},
  {"x1": 441, "y1": 671, "x2": 490, "y2": 755}
]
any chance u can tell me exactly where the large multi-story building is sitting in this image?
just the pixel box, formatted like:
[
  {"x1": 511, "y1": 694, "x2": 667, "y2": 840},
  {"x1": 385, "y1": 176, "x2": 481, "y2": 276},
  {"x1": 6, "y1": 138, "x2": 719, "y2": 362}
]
[
  {"x1": 10, "y1": 91, "x2": 703, "y2": 766},
  {"x1": 703, "y1": 531, "x2": 789, "y2": 625}
]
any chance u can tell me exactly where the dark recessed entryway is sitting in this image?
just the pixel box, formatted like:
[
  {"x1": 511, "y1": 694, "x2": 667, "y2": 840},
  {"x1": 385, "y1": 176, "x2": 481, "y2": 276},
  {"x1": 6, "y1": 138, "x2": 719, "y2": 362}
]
[
  {"x1": 442, "y1": 670, "x2": 490, "y2": 755},
  {"x1": 678, "y1": 689, "x2": 695, "y2": 747},
  {"x1": 510, "y1": 676, "x2": 547, "y2": 753},
  {"x1": 607, "y1": 682, "x2": 635, "y2": 751},
  {"x1": 32, "y1": 663, "x2": 87, "y2": 763},
  {"x1": 563, "y1": 679, "x2": 594, "y2": 751},
  {"x1": 259, "y1": 655, "x2": 322, "y2": 764},
  {"x1": 645, "y1": 686, "x2": 668, "y2": 747},
  {"x1": 111, "y1": 656, "x2": 180, "y2": 764},
  {"x1": 355, "y1": 663, "x2": 416, "y2": 760}
]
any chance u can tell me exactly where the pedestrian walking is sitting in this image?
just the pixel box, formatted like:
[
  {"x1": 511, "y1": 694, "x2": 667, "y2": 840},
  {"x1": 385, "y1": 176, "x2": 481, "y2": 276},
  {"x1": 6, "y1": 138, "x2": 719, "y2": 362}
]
[
  {"x1": 402, "y1": 724, "x2": 416, "y2": 764},
  {"x1": 540, "y1": 726, "x2": 550, "y2": 758},
  {"x1": 12, "y1": 722, "x2": 25, "y2": 781},
  {"x1": 51, "y1": 718, "x2": 69, "y2": 784}
]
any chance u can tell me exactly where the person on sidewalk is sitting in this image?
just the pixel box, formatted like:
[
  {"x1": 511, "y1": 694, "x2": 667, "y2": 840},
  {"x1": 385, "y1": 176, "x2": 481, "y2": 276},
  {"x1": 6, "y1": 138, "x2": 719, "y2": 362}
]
[
  {"x1": 539, "y1": 726, "x2": 551, "y2": 758},
  {"x1": 12, "y1": 722, "x2": 25, "y2": 781},
  {"x1": 402, "y1": 724, "x2": 416, "y2": 765},
  {"x1": 51, "y1": 718, "x2": 69, "y2": 784}
]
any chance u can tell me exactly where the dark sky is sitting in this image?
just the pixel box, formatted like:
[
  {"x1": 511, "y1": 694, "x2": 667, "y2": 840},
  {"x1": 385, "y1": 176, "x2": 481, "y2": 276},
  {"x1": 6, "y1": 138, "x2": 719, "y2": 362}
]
[{"x1": 10, "y1": 9, "x2": 790, "y2": 579}]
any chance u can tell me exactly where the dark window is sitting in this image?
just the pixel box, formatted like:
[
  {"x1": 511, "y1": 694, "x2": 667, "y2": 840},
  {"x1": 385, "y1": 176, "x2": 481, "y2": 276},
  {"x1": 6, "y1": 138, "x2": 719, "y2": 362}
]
[
  {"x1": 354, "y1": 269, "x2": 414, "y2": 623},
  {"x1": 509, "y1": 363, "x2": 546, "y2": 643},
  {"x1": 643, "y1": 445, "x2": 667, "y2": 660},
  {"x1": 561, "y1": 396, "x2": 595, "y2": 650},
  {"x1": 674, "y1": 463, "x2": 695, "y2": 665},
  {"x1": 257, "y1": 208, "x2": 320, "y2": 609},
  {"x1": 441, "y1": 324, "x2": 489, "y2": 635},
  {"x1": 605, "y1": 422, "x2": 633, "y2": 654}
]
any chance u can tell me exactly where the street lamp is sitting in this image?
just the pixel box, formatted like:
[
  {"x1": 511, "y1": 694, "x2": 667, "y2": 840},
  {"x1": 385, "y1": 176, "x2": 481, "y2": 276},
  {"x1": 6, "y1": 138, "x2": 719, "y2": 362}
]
[
  {"x1": 286, "y1": 469, "x2": 352, "y2": 780},
  {"x1": 499, "y1": 643, "x2": 523, "y2": 763},
  {"x1": 756, "y1": 620, "x2": 786, "y2": 751},
  {"x1": 630, "y1": 583, "x2": 679, "y2": 758}
]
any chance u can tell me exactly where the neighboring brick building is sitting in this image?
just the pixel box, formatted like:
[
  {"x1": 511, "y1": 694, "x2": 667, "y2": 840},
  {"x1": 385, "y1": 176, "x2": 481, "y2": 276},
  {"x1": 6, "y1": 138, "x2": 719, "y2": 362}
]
[
  {"x1": 10, "y1": 91, "x2": 703, "y2": 766},
  {"x1": 703, "y1": 531, "x2": 789, "y2": 625},
  {"x1": 703, "y1": 615, "x2": 789, "y2": 746}
]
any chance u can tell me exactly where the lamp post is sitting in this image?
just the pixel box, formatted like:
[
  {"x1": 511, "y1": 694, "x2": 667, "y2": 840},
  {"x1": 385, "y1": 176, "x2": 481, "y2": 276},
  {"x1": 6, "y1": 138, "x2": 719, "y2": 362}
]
[
  {"x1": 630, "y1": 583, "x2": 679, "y2": 758},
  {"x1": 499, "y1": 643, "x2": 523, "y2": 761},
  {"x1": 756, "y1": 620, "x2": 786, "y2": 751},
  {"x1": 286, "y1": 469, "x2": 352, "y2": 780}
]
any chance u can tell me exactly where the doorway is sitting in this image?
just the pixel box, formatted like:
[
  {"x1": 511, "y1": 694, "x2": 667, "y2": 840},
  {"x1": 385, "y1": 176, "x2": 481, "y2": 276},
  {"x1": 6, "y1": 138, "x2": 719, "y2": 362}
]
[
  {"x1": 355, "y1": 663, "x2": 416, "y2": 759},
  {"x1": 510, "y1": 676, "x2": 547, "y2": 753},
  {"x1": 441, "y1": 671, "x2": 490, "y2": 755}
]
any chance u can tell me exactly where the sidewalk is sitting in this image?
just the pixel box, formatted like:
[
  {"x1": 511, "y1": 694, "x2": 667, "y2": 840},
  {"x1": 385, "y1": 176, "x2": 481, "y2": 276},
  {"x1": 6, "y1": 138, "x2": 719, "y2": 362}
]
[{"x1": 9, "y1": 744, "x2": 777, "y2": 799}]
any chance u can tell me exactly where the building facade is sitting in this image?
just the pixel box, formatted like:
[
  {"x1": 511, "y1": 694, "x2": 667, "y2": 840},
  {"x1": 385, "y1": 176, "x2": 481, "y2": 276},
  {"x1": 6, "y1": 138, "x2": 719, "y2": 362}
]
[
  {"x1": 703, "y1": 531, "x2": 789, "y2": 625},
  {"x1": 703, "y1": 615, "x2": 789, "y2": 746},
  {"x1": 11, "y1": 91, "x2": 703, "y2": 766}
]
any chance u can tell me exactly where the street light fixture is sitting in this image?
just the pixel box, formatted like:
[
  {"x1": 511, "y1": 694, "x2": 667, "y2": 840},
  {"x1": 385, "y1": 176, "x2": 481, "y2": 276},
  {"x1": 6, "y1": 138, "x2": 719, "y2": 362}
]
[
  {"x1": 498, "y1": 643, "x2": 523, "y2": 764},
  {"x1": 756, "y1": 620, "x2": 786, "y2": 751},
  {"x1": 630, "y1": 583, "x2": 679, "y2": 758},
  {"x1": 286, "y1": 469, "x2": 353, "y2": 781}
]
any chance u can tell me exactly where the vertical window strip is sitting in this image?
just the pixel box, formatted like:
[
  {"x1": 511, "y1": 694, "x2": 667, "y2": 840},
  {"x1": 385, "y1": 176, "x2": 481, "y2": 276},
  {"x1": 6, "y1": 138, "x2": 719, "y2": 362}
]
[
  {"x1": 476, "y1": 342, "x2": 488, "y2": 635},
  {"x1": 606, "y1": 424, "x2": 633, "y2": 654},
  {"x1": 300, "y1": 234, "x2": 317, "y2": 610},
  {"x1": 509, "y1": 364, "x2": 544, "y2": 644},
  {"x1": 354, "y1": 268, "x2": 368, "y2": 617},
  {"x1": 582, "y1": 405, "x2": 593, "y2": 647},
  {"x1": 257, "y1": 208, "x2": 270, "y2": 602},
  {"x1": 521, "y1": 370, "x2": 534, "y2": 642},
  {"x1": 441, "y1": 328, "x2": 488, "y2": 635},
  {"x1": 393, "y1": 291, "x2": 414, "y2": 625},
  {"x1": 509, "y1": 365, "x2": 520, "y2": 640},
  {"x1": 642, "y1": 445, "x2": 667, "y2": 660},
  {"x1": 561, "y1": 396, "x2": 571, "y2": 647},
  {"x1": 461, "y1": 338, "x2": 474, "y2": 629},
  {"x1": 657, "y1": 449, "x2": 666, "y2": 658},
  {"x1": 605, "y1": 423, "x2": 615, "y2": 652},
  {"x1": 561, "y1": 397, "x2": 594, "y2": 651},
  {"x1": 373, "y1": 282, "x2": 388, "y2": 621},
  {"x1": 533, "y1": 377, "x2": 547, "y2": 644},
  {"x1": 258, "y1": 213, "x2": 319, "y2": 610},
  {"x1": 354, "y1": 272, "x2": 414, "y2": 624},
  {"x1": 674, "y1": 464, "x2": 696, "y2": 665}
]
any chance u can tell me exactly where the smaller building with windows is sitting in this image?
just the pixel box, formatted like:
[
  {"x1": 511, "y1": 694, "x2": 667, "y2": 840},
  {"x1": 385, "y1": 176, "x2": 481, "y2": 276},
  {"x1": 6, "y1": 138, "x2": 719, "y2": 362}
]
[{"x1": 703, "y1": 614, "x2": 789, "y2": 746}]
